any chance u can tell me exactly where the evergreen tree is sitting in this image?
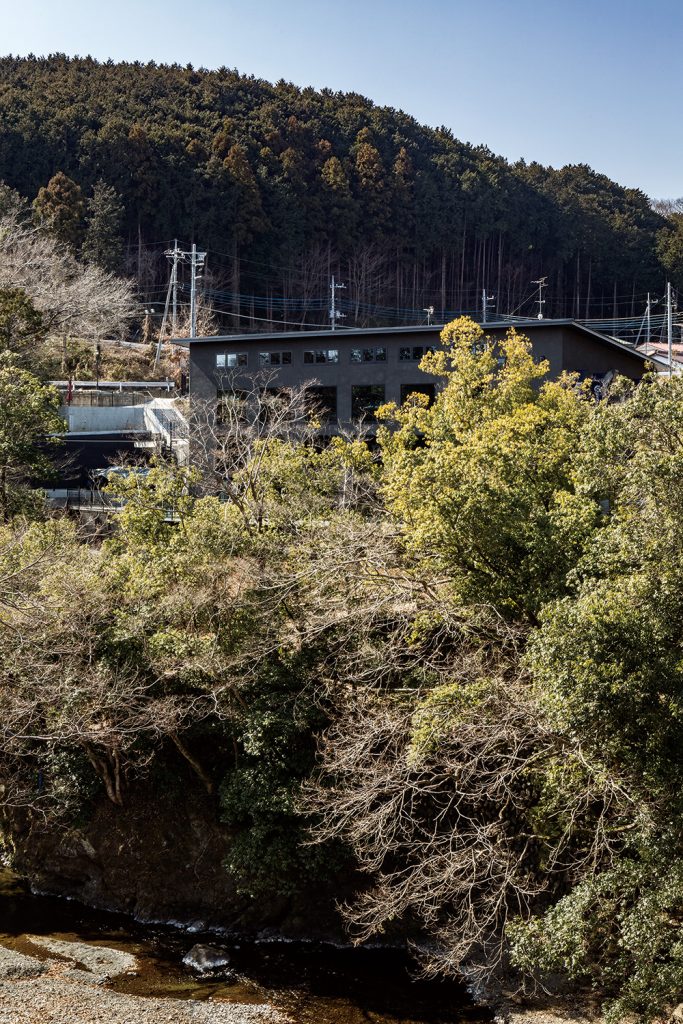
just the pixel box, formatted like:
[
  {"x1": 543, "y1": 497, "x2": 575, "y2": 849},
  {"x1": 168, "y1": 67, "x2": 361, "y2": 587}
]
[
  {"x1": 32, "y1": 171, "x2": 85, "y2": 249},
  {"x1": 0, "y1": 287, "x2": 45, "y2": 362},
  {"x1": 0, "y1": 55, "x2": 671, "y2": 319},
  {"x1": 0, "y1": 182, "x2": 27, "y2": 218},
  {"x1": 81, "y1": 180, "x2": 124, "y2": 272}
]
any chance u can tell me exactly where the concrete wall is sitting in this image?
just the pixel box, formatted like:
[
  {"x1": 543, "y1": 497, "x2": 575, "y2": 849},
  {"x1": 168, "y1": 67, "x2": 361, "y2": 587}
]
[
  {"x1": 62, "y1": 397, "x2": 186, "y2": 435},
  {"x1": 561, "y1": 330, "x2": 650, "y2": 378},
  {"x1": 62, "y1": 404, "x2": 147, "y2": 432},
  {"x1": 481, "y1": 324, "x2": 650, "y2": 379}
]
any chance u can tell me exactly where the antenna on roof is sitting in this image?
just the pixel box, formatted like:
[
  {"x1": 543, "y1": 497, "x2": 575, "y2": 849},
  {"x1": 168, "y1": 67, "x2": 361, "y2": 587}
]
[
  {"x1": 423, "y1": 305, "x2": 435, "y2": 326},
  {"x1": 531, "y1": 276, "x2": 547, "y2": 319}
]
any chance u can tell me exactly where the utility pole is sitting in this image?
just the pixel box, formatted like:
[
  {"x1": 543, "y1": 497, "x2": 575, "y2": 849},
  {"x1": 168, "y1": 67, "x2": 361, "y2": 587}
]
[
  {"x1": 189, "y1": 243, "x2": 207, "y2": 339},
  {"x1": 156, "y1": 281, "x2": 173, "y2": 369},
  {"x1": 636, "y1": 293, "x2": 656, "y2": 351},
  {"x1": 531, "y1": 277, "x2": 547, "y2": 320},
  {"x1": 171, "y1": 238, "x2": 179, "y2": 336},
  {"x1": 329, "y1": 275, "x2": 346, "y2": 331},
  {"x1": 667, "y1": 281, "x2": 673, "y2": 376},
  {"x1": 482, "y1": 289, "x2": 496, "y2": 324},
  {"x1": 155, "y1": 242, "x2": 207, "y2": 364},
  {"x1": 156, "y1": 240, "x2": 186, "y2": 368}
]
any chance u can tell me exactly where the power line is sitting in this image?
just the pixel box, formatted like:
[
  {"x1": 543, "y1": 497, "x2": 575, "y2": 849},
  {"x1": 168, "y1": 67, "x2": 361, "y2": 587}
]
[{"x1": 201, "y1": 304, "x2": 333, "y2": 331}]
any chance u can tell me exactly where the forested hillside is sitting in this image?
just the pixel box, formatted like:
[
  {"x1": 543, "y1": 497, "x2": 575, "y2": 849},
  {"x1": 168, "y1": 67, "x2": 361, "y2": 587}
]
[{"x1": 0, "y1": 54, "x2": 678, "y2": 327}]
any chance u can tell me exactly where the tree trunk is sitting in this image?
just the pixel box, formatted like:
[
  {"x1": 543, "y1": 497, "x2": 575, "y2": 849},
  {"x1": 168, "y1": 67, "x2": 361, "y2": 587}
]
[{"x1": 171, "y1": 732, "x2": 214, "y2": 794}]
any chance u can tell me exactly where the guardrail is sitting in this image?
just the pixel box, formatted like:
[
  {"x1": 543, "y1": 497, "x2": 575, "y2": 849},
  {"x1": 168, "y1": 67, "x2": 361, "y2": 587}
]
[
  {"x1": 57, "y1": 488, "x2": 180, "y2": 522},
  {"x1": 50, "y1": 380, "x2": 176, "y2": 390}
]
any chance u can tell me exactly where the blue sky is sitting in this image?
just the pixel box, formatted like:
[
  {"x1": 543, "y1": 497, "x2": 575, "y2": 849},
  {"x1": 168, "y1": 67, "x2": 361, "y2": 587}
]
[{"x1": 3, "y1": 0, "x2": 681, "y2": 198}]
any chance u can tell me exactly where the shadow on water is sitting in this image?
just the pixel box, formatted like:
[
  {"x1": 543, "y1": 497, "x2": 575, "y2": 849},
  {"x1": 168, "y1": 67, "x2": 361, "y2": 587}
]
[{"x1": 0, "y1": 870, "x2": 492, "y2": 1024}]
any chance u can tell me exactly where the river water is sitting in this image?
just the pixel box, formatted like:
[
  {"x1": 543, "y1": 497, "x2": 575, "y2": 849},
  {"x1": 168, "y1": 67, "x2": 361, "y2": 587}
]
[{"x1": 0, "y1": 870, "x2": 491, "y2": 1024}]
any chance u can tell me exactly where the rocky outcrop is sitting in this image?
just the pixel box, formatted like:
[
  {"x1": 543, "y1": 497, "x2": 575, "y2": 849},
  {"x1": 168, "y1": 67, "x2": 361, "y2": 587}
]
[
  {"x1": 182, "y1": 943, "x2": 235, "y2": 977},
  {"x1": 10, "y1": 777, "x2": 243, "y2": 929},
  {"x1": 7, "y1": 772, "x2": 344, "y2": 939}
]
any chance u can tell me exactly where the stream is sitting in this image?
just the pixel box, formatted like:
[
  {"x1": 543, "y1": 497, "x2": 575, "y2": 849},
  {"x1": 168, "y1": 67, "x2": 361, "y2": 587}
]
[{"x1": 0, "y1": 870, "x2": 492, "y2": 1024}]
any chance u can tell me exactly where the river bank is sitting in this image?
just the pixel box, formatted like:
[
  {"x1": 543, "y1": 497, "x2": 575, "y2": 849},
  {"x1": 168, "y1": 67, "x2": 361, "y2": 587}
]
[
  {"x1": 0, "y1": 936, "x2": 281, "y2": 1024},
  {"x1": 0, "y1": 869, "x2": 492, "y2": 1024}
]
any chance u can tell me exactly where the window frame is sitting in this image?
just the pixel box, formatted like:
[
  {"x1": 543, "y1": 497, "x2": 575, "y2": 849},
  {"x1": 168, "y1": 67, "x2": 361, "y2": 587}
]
[
  {"x1": 259, "y1": 351, "x2": 293, "y2": 367},
  {"x1": 216, "y1": 352, "x2": 248, "y2": 369},
  {"x1": 303, "y1": 349, "x2": 339, "y2": 365},
  {"x1": 350, "y1": 346, "x2": 387, "y2": 363},
  {"x1": 398, "y1": 345, "x2": 435, "y2": 362}
]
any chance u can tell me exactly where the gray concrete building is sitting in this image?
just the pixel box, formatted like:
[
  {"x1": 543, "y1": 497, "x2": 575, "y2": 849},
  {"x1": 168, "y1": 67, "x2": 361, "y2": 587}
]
[{"x1": 187, "y1": 319, "x2": 666, "y2": 427}]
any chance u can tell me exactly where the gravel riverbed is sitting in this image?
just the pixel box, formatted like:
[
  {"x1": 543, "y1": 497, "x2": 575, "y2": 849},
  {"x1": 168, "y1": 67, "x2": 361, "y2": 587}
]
[{"x1": 0, "y1": 939, "x2": 285, "y2": 1024}]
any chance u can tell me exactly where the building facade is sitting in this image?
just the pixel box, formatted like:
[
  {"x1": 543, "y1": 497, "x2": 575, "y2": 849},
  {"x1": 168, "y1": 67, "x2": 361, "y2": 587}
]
[{"x1": 187, "y1": 320, "x2": 663, "y2": 426}]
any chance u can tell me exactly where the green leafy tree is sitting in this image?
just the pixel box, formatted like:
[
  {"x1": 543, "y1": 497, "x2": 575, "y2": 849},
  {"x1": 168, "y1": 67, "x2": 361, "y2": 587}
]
[
  {"x1": 0, "y1": 181, "x2": 27, "y2": 218},
  {"x1": 222, "y1": 143, "x2": 267, "y2": 246},
  {"x1": 0, "y1": 365, "x2": 64, "y2": 520},
  {"x1": 511, "y1": 373, "x2": 683, "y2": 1021},
  {"x1": 378, "y1": 317, "x2": 596, "y2": 620},
  {"x1": 0, "y1": 57, "x2": 671, "y2": 319},
  {"x1": 656, "y1": 213, "x2": 683, "y2": 287}
]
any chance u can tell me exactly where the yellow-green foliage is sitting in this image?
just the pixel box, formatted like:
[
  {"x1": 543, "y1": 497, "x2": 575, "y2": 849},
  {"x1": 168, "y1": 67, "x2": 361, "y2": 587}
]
[
  {"x1": 378, "y1": 317, "x2": 596, "y2": 619},
  {"x1": 408, "y1": 679, "x2": 491, "y2": 764}
]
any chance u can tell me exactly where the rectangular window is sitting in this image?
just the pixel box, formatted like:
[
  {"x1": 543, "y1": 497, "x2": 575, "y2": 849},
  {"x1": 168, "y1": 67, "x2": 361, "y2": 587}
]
[
  {"x1": 305, "y1": 385, "x2": 337, "y2": 420},
  {"x1": 400, "y1": 384, "x2": 436, "y2": 405},
  {"x1": 225, "y1": 352, "x2": 248, "y2": 368},
  {"x1": 259, "y1": 351, "x2": 292, "y2": 366},
  {"x1": 352, "y1": 385, "x2": 385, "y2": 421},
  {"x1": 216, "y1": 353, "x2": 226, "y2": 368},
  {"x1": 304, "y1": 349, "x2": 339, "y2": 364},
  {"x1": 350, "y1": 347, "x2": 386, "y2": 363}
]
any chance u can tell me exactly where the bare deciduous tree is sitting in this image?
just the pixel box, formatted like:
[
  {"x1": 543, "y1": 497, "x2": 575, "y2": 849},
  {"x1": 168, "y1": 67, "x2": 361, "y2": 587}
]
[
  {"x1": 0, "y1": 208, "x2": 135, "y2": 341},
  {"x1": 188, "y1": 371, "x2": 374, "y2": 532}
]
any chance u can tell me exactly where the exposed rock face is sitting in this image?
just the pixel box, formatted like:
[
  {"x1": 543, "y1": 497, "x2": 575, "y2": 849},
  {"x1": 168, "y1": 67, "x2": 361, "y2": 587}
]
[
  {"x1": 10, "y1": 777, "x2": 245, "y2": 930},
  {"x1": 7, "y1": 772, "x2": 345, "y2": 938}
]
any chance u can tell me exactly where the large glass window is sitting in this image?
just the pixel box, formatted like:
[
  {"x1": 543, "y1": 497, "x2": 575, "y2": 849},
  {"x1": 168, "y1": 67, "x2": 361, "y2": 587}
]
[
  {"x1": 259, "y1": 351, "x2": 292, "y2": 366},
  {"x1": 350, "y1": 346, "x2": 386, "y2": 363},
  {"x1": 305, "y1": 386, "x2": 337, "y2": 420},
  {"x1": 303, "y1": 349, "x2": 339, "y2": 364},
  {"x1": 352, "y1": 385, "x2": 385, "y2": 421},
  {"x1": 400, "y1": 384, "x2": 436, "y2": 405}
]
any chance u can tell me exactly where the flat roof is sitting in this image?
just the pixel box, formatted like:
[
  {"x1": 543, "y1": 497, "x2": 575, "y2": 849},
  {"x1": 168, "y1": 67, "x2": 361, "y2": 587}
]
[
  {"x1": 177, "y1": 323, "x2": 445, "y2": 345},
  {"x1": 179, "y1": 319, "x2": 668, "y2": 369}
]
